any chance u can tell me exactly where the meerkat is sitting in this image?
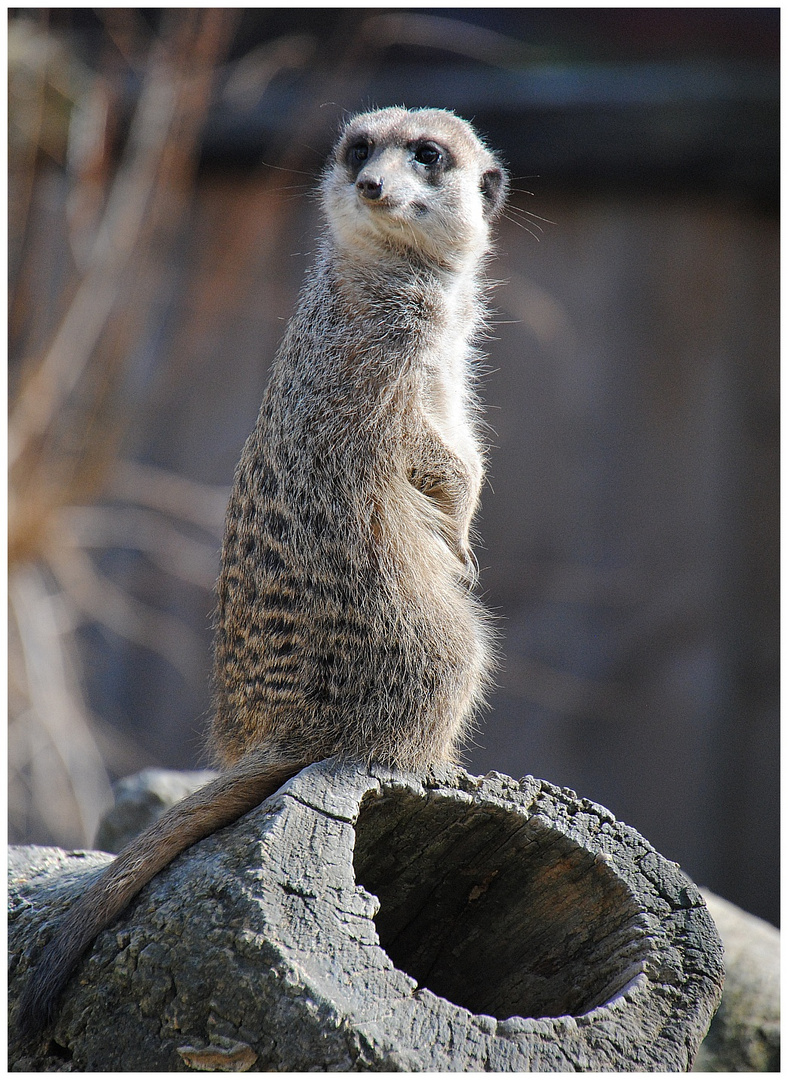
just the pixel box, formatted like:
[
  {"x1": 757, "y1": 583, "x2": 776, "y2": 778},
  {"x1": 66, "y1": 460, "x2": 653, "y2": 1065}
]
[{"x1": 18, "y1": 106, "x2": 508, "y2": 1039}]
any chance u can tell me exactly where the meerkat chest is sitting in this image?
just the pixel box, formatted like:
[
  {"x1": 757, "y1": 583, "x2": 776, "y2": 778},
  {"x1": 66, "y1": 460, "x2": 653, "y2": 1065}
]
[
  {"x1": 420, "y1": 281, "x2": 481, "y2": 464},
  {"x1": 423, "y1": 359, "x2": 475, "y2": 459}
]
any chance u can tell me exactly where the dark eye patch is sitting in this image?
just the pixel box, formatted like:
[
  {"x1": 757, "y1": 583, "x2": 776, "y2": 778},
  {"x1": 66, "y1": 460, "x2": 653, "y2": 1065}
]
[
  {"x1": 414, "y1": 142, "x2": 442, "y2": 167},
  {"x1": 346, "y1": 137, "x2": 371, "y2": 172}
]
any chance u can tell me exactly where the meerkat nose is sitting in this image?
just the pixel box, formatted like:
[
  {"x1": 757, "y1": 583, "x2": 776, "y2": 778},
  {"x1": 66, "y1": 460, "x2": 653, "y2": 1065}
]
[{"x1": 356, "y1": 176, "x2": 383, "y2": 201}]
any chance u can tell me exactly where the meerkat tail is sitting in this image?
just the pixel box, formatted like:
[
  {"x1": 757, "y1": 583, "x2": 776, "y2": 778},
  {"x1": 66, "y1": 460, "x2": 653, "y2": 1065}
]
[{"x1": 16, "y1": 752, "x2": 306, "y2": 1040}]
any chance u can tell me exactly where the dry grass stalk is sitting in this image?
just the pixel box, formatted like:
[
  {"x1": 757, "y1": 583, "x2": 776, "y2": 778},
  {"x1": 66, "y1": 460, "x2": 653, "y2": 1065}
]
[{"x1": 8, "y1": 11, "x2": 236, "y2": 847}]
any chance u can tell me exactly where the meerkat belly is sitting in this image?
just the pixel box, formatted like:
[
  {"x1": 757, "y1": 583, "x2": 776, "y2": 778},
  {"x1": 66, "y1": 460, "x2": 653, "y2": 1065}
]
[{"x1": 357, "y1": 475, "x2": 492, "y2": 764}]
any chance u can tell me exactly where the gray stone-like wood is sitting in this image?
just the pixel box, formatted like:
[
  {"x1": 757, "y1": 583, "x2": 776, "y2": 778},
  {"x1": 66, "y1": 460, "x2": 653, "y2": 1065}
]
[
  {"x1": 9, "y1": 761, "x2": 723, "y2": 1071},
  {"x1": 92, "y1": 768, "x2": 775, "y2": 1071},
  {"x1": 693, "y1": 890, "x2": 779, "y2": 1072},
  {"x1": 93, "y1": 769, "x2": 219, "y2": 854}
]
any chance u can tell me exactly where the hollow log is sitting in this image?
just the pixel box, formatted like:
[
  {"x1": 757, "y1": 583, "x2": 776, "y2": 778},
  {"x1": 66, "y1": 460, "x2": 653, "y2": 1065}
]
[{"x1": 9, "y1": 761, "x2": 723, "y2": 1071}]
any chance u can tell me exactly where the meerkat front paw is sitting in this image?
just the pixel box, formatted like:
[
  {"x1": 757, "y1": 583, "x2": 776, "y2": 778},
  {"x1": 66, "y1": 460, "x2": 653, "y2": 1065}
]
[{"x1": 458, "y1": 540, "x2": 479, "y2": 583}]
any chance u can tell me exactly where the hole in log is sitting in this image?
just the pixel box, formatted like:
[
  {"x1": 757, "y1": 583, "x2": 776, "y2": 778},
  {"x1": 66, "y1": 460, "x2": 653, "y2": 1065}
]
[
  {"x1": 353, "y1": 783, "x2": 649, "y2": 1021},
  {"x1": 47, "y1": 1041, "x2": 73, "y2": 1062}
]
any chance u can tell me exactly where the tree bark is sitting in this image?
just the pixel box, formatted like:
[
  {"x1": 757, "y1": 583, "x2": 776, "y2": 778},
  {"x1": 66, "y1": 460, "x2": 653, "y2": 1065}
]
[{"x1": 9, "y1": 761, "x2": 723, "y2": 1071}]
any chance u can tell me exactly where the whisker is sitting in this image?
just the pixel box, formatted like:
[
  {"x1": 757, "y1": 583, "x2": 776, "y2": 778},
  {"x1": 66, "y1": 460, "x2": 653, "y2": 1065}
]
[
  {"x1": 502, "y1": 212, "x2": 542, "y2": 241},
  {"x1": 506, "y1": 210, "x2": 544, "y2": 233},
  {"x1": 506, "y1": 204, "x2": 556, "y2": 226},
  {"x1": 260, "y1": 159, "x2": 321, "y2": 180}
]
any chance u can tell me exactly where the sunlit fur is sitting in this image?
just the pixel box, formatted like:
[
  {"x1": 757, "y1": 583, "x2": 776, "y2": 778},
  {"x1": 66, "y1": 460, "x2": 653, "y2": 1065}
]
[
  {"x1": 17, "y1": 107, "x2": 508, "y2": 1041},
  {"x1": 213, "y1": 106, "x2": 507, "y2": 771}
]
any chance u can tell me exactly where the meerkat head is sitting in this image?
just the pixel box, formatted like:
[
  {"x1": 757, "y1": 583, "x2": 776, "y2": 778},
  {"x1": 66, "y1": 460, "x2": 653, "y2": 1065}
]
[{"x1": 322, "y1": 107, "x2": 508, "y2": 270}]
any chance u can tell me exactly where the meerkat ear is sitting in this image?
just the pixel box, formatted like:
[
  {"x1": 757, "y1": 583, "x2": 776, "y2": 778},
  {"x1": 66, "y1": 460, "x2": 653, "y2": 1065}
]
[{"x1": 481, "y1": 166, "x2": 508, "y2": 220}]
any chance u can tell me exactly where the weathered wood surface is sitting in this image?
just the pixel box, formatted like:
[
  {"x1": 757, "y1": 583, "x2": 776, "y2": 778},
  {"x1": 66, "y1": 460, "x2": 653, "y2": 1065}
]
[
  {"x1": 693, "y1": 891, "x2": 779, "y2": 1072},
  {"x1": 9, "y1": 762, "x2": 723, "y2": 1071}
]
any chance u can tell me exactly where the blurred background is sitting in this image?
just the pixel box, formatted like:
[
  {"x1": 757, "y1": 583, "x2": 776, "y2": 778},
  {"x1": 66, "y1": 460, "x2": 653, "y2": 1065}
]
[{"x1": 8, "y1": 8, "x2": 778, "y2": 926}]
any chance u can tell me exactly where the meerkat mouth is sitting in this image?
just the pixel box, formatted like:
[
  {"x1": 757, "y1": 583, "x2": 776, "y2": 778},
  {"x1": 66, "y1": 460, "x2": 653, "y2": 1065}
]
[
  {"x1": 359, "y1": 196, "x2": 432, "y2": 226},
  {"x1": 359, "y1": 194, "x2": 399, "y2": 210}
]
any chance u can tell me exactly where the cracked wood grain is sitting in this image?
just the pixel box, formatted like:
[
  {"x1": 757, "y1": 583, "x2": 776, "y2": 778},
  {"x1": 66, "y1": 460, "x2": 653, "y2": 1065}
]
[{"x1": 9, "y1": 761, "x2": 723, "y2": 1071}]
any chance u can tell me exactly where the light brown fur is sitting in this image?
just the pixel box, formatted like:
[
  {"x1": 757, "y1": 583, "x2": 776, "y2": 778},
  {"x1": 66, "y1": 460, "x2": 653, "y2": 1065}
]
[{"x1": 18, "y1": 107, "x2": 507, "y2": 1039}]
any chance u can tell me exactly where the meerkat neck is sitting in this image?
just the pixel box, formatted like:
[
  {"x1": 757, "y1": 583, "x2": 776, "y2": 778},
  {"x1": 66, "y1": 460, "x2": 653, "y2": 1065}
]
[
  {"x1": 329, "y1": 227, "x2": 489, "y2": 280},
  {"x1": 325, "y1": 237, "x2": 486, "y2": 327},
  {"x1": 313, "y1": 242, "x2": 485, "y2": 381}
]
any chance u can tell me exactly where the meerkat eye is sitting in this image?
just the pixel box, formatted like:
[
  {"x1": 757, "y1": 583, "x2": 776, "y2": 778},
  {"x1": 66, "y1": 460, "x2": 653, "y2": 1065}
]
[
  {"x1": 414, "y1": 142, "x2": 442, "y2": 167},
  {"x1": 348, "y1": 140, "x2": 370, "y2": 166}
]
